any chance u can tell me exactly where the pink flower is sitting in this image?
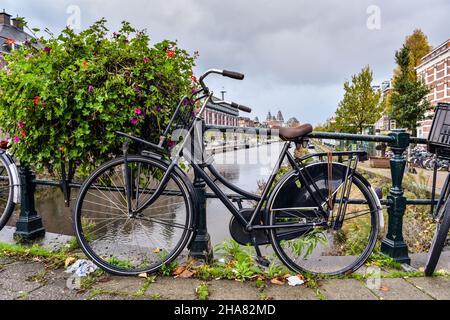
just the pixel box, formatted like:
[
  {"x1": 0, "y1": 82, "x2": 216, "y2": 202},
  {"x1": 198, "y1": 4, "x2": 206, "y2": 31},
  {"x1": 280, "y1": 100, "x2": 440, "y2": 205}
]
[
  {"x1": 88, "y1": 85, "x2": 95, "y2": 93},
  {"x1": 19, "y1": 121, "x2": 24, "y2": 129},
  {"x1": 155, "y1": 105, "x2": 161, "y2": 112},
  {"x1": 131, "y1": 117, "x2": 139, "y2": 125},
  {"x1": 134, "y1": 108, "x2": 142, "y2": 115},
  {"x1": 143, "y1": 56, "x2": 150, "y2": 63},
  {"x1": 43, "y1": 47, "x2": 52, "y2": 54},
  {"x1": 13, "y1": 136, "x2": 20, "y2": 144}
]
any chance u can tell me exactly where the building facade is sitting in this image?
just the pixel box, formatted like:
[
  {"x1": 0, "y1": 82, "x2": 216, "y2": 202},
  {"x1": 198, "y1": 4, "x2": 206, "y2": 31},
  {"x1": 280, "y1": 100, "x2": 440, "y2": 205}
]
[
  {"x1": 0, "y1": 10, "x2": 33, "y2": 68},
  {"x1": 264, "y1": 110, "x2": 285, "y2": 128},
  {"x1": 374, "y1": 80, "x2": 397, "y2": 134},
  {"x1": 416, "y1": 39, "x2": 450, "y2": 138},
  {"x1": 204, "y1": 96, "x2": 239, "y2": 127}
]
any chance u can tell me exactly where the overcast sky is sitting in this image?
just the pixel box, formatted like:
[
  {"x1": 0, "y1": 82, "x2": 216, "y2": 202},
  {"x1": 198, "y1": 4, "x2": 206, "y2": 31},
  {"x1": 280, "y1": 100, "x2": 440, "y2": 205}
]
[{"x1": 3, "y1": 0, "x2": 450, "y2": 125}]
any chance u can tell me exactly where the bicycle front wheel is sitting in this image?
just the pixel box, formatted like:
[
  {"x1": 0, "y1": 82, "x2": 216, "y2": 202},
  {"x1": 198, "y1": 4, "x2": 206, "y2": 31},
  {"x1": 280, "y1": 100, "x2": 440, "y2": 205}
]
[
  {"x1": 74, "y1": 155, "x2": 195, "y2": 276},
  {"x1": 0, "y1": 152, "x2": 15, "y2": 231},
  {"x1": 268, "y1": 165, "x2": 379, "y2": 276},
  {"x1": 425, "y1": 198, "x2": 450, "y2": 276}
]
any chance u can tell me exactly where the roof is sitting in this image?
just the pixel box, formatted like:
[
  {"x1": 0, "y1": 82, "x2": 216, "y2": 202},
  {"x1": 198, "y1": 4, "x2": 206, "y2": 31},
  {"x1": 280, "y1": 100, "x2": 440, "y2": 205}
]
[
  {"x1": 0, "y1": 24, "x2": 34, "y2": 52},
  {"x1": 416, "y1": 38, "x2": 450, "y2": 70},
  {"x1": 206, "y1": 97, "x2": 239, "y2": 117}
]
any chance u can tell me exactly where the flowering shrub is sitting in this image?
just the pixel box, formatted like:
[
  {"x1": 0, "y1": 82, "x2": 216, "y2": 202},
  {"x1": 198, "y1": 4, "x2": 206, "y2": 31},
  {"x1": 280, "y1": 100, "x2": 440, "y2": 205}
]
[{"x1": 0, "y1": 19, "x2": 197, "y2": 175}]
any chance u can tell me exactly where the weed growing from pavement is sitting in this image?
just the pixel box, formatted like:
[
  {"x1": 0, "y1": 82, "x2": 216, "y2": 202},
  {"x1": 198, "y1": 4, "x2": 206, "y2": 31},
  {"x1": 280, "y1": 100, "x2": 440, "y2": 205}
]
[
  {"x1": 196, "y1": 282, "x2": 209, "y2": 300},
  {"x1": 133, "y1": 276, "x2": 156, "y2": 297},
  {"x1": 0, "y1": 242, "x2": 73, "y2": 269},
  {"x1": 27, "y1": 270, "x2": 48, "y2": 284}
]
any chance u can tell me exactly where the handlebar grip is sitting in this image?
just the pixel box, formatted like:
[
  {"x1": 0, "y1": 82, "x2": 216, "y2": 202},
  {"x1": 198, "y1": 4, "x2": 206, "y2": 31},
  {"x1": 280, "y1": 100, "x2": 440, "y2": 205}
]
[
  {"x1": 222, "y1": 70, "x2": 245, "y2": 80},
  {"x1": 231, "y1": 102, "x2": 252, "y2": 113}
]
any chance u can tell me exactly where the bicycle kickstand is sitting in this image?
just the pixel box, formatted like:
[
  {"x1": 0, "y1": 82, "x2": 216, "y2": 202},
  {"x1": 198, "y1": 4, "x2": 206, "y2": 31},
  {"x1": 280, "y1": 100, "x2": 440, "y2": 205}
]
[{"x1": 252, "y1": 236, "x2": 270, "y2": 267}]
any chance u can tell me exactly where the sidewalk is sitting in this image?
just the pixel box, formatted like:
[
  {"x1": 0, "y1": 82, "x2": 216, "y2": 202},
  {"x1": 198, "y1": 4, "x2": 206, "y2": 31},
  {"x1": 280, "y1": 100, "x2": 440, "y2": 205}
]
[
  {"x1": 0, "y1": 228, "x2": 449, "y2": 300},
  {"x1": 0, "y1": 253, "x2": 449, "y2": 300}
]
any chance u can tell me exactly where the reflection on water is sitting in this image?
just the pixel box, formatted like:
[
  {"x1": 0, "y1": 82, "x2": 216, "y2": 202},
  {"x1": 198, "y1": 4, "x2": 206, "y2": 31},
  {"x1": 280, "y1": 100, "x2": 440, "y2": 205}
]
[{"x1": 8, "y1": 143, "x2": 285, "y2": 246}]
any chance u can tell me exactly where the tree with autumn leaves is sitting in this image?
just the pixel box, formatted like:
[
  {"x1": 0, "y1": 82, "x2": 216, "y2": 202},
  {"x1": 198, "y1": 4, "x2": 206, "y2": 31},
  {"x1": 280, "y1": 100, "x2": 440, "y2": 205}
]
[
  {"x1": 0, "y1": 19, "x2": 197, "y2": 175},
  {"x1": 389, "y1": 29, "x2": 432, "y2": 136},
  {"x1": 335, "y1": 66, "x2": 382, "y2": 134}
]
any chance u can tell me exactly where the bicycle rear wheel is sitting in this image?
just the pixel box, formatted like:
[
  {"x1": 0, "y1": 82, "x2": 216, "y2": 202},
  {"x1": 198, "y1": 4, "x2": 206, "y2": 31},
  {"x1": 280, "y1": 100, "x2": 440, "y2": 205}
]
[
  {"x1": 0, "y1": 152, "x2": 15, "y2": 231},
  {"x1": 268, "y1": 164, "x2": 379, "y2": 276},
  {"x1": 425, "y1": 198, "x2": 450, "y2": 276},
  {"x1": 73, "y1": 155, "x2": 195, "y2": 276}
]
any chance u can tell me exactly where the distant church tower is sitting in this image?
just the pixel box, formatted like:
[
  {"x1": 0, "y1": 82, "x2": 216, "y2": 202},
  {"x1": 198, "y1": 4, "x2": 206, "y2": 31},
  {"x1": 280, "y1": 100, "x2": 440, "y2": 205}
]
[
  {"x1": 277, "y1": 111, "x2": 284, "y2": 123},
  {"x1": 266, "y1": 112, "x2": 272, "y2": 122}
]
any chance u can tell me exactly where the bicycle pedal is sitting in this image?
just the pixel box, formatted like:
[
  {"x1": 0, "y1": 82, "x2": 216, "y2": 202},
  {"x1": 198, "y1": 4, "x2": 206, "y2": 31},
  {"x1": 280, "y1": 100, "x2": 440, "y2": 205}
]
[{"x1": 256, "y1": 256, "x2": 270, "y2": 268}]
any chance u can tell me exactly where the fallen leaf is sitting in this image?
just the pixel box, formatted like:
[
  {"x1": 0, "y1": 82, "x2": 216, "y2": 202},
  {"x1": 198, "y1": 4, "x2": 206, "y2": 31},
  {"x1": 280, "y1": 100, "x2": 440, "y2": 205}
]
[
  {"x1": 173, "y1": 266, "x2": 186, "y2": 276},
  {"x1": 153, "y1": 248, "x2": 161, "y2": 254},
  {"x1": 138, "y1": 273, "x2": 148, "y2": 278},
  {"x1": 64, "y1": 257, "x2": 76, "y2": 268},
  {"x1": 270, "y1": 277, "x2": 285, "y2": 285},
  {"x1": 178, "y1": 269, "x2": 195, "y2": 279},
  {"x1": 379, "y1": 285, "x2": 389, "y2": 292}
]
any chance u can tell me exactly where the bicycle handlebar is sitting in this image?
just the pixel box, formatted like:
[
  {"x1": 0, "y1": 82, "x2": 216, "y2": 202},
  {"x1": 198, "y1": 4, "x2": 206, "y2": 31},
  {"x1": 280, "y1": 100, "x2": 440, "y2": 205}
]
[
  {"x1": 222, "y1": 70, "x2": 245, "y2": 80},
  {"x1": 199, "y1": 69, "x2": 245, "y2": 92},
  {"x1": 231, "y1": 102, "x2": 252, "y2": 113},
  {"x1": 198, "y1": 69, "x2": 251, "y2": 113}
]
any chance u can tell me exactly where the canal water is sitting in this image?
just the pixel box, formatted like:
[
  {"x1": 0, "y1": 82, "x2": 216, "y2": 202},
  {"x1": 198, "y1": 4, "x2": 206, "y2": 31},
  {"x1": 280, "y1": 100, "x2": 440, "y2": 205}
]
[{"x1": 8, "y1": 142, "x2": 286, "y2": 246}]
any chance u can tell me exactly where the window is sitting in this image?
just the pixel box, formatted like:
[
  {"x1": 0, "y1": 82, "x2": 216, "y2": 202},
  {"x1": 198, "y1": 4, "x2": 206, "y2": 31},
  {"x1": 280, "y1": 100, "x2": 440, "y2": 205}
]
[{"x1": 390, "y1": 120, "x2": 396, "y2": 130}]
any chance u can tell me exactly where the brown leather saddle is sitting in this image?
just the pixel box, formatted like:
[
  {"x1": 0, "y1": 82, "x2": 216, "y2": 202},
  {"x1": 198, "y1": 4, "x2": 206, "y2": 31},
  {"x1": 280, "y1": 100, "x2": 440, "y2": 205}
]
[{"x1": 276, "y1": 124, "x2": 313, "y2": 141}]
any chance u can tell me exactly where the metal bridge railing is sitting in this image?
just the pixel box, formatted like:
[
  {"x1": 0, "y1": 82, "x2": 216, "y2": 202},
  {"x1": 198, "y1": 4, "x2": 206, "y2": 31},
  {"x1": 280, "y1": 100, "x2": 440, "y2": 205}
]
[{"x1": 14, "y1": 123, "x2": 431, "y2": 265}]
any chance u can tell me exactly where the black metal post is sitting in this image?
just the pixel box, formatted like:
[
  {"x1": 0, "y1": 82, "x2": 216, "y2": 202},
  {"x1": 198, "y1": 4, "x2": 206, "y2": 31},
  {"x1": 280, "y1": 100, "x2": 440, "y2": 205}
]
[
  {"x1": 381, "y1": 129, "x2": 411, "y2": 264},
  {"x1": 189, "y1": 120, "x2": 213, "y2": 262},
  {"x1": 14, "y1": 166, "x2": 45, "y2": 243}
]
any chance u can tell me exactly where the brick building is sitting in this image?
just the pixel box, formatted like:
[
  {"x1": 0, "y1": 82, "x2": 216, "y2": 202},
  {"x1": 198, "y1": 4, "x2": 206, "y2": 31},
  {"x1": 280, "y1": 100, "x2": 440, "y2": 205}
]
[
  {"x1": 416, "y1": 39, "x2": 450, "y2": 138},
  {"x1": 204, "y1": 96, "x2": 239, "y2": 127}
]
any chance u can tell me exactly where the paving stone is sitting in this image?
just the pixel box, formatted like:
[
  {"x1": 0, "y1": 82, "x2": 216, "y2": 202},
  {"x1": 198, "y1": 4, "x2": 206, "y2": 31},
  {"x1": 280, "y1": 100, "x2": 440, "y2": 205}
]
[
  {"x1": 407, "y1": 276, "x2": 450, "y2": 300},
  {"x1": 22, "y1": 285, "x2": 88, "y2": 300},
  {"x1": 372, "y1": 278, "x2": 433, "y2": 300},
  {"x1": 145, "y1": 277, "x2": 202, "y2": 300},
  {"x1": 92, "y1": 276, "x2": 145, "y2": 295},
  {"x1": 410, "y1": 252, "x2": 450, "y2": 273},
  {"x1": 264, "y1": 284, "x2": 318, "y2": 300},
  {"x1": 0, "y1": 262, "x2": 45, "y2": 294},
  {"x1": 319, "y1": 279, "x2": 377, "y2": 300},
  {"x1": 90, "y1": 294, "x2": 148, "y2": 300},
  {"x1": 0, "y1": 285, "x2": 17, "y2": 300},
  {"x1": 208, "y1": 280, "x2": 260, "y2": 300}
]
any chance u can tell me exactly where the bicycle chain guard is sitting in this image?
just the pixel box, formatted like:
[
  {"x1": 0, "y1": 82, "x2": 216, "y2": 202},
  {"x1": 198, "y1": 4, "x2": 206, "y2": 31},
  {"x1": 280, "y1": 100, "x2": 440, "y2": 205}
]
[{"x1": 229, "y1": 209, "x2": 269, "y2": 246}]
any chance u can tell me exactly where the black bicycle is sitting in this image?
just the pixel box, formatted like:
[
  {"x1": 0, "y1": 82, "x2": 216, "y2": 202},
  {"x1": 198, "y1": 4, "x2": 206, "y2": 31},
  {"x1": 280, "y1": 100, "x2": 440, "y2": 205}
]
[
  {"x1": 425, "y1": 173, "x2": 450, "y2": 276},
  {"x1": 73, "y1": 69, "x2": 382, "y2": 276},
  {"x1": 424, "y1": 102, "x2": 450, "y2": 276}
]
